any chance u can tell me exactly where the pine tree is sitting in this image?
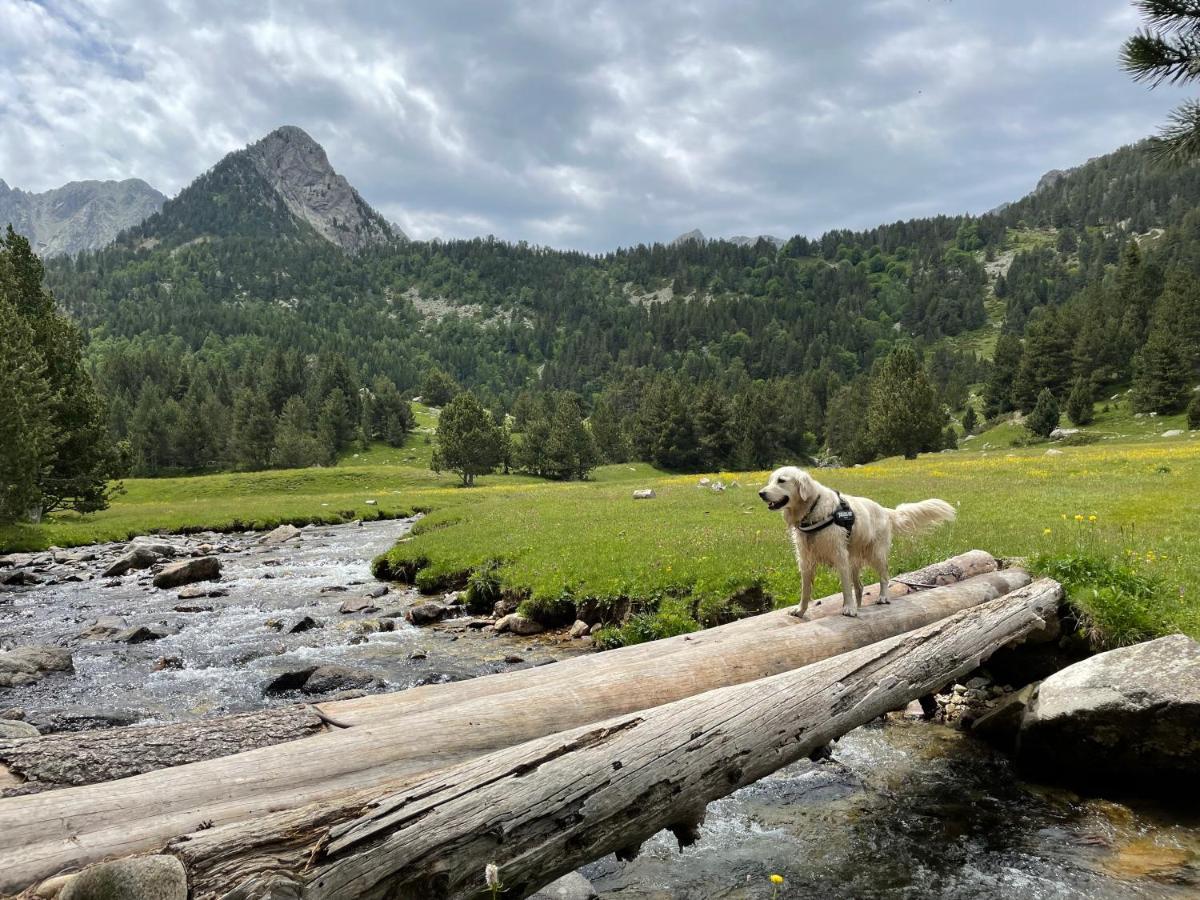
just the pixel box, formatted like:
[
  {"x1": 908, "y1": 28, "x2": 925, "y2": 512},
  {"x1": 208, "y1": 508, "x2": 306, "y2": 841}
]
[
  {"x1": 128, "y1": 380, "x2": 172, "y2": 475},
  {"x1": 229, "y1": 388, "x2": 275, "y2": 470},
  {"x1": 1065, "y1": 377, "x2": 1095, "y2": 426},
  {"x1": 825, "y1": 379, "x2": 873, "y2": 465},
  {"x1": 542, "y1": 395, "x2": 598, "y2": 480},
  {"x1": 693, "y1": 384, "x2": 735, "y2": 471},
  {"x1": 1133, "y1": 326, "x2": 1192, "y2": 413},
  {"x1": 961, "y1": 403, "x2": 978, "y2": 434},
  {"x1": 865, "y1": 346, "x2": 945, "y2": 460},
  {"x1": 272, "y1": 396, "x2": 323, "y2": 469},
  {"x1": 420, "y1": 368, "x2": 459, "y2": 407},
  {"x1": 432, "y1": 392, "x2": 505, "y2": 486},
  {"x1": 588, "y1": 394, "x2": 630, "y2": 463},
  {"x1": 1025, "y1": 388, "x2": 1061, "y2": 439},
  {"x1": 984, "y1": 332, "x2": 1022, "y2": 416},
  {"x1": 1188, "y1": 391, "x2": 1200, "y2": 429},
  {"x1": 1122, "y1": 0, "x2": 1200, "y2": 164},
  {"x1": 0, "y1": 298, "x2": 52, "y2": 523}
]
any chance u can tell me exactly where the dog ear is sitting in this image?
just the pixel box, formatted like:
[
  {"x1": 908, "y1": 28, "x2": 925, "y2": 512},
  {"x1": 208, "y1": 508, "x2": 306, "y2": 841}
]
[{"x1": 794, "y1": 471, "x2": 813, "y2": 501}]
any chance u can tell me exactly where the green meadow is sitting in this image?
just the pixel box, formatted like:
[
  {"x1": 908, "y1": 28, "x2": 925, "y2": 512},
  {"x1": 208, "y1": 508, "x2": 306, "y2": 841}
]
[{"x1": 5, "y1": 404, "x2": 1197, "y2": 648}]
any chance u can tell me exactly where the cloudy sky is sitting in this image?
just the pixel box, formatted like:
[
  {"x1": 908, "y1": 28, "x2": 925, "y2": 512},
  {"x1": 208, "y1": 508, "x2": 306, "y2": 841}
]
[{"x1": 0, "y1": 0, "x2": 1190, "y2": 251}]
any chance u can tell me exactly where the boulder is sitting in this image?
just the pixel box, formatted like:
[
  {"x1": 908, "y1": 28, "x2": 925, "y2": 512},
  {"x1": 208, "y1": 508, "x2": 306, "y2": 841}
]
[
  {"x1": 970, "y1": 683, "x2": 1037, "y2": 752},
  {"x1": 129, "y1": 539, "x2": 177, "y2": 557},
  {"x1": 0, "y1": 645, "x2": 73, "y2": 688},
  {"x1": 59, "y1": 854, "x2": 187, "y2": 900},
  {"x1": 1018, "y1": 634, "x2": 1200, "y2": 786},
  {"x1": 1, "y1": 569, "x2": 40, "y2": 586},
  {"x1": 301, "y1": 665, "x2": 379, "y2": 695},
  {"x1": 77, "y1": 615, "x2": 128, "y2": 641},
  {"x1": 102, "y1": 546, "x2": 162, "y2": 577},
  {"x1": 0, "y1": 718, "x2": 40, "y2": 739},
  {"x1": 153, "y1": 556, "x2": 220, "y2": 589},
  {"x1": 365, "y1": 584, "x2": 390, "y2": 599},
  {"x1": 530, "y1": 872, "x2": 598, "y2": 900},
  {"x1": 569, "y1": 620, "x2": 590, "y2": 639},
  {"x1": 257, "y1": 524, "x2": 302, "y2": 545},
  {"x1": 176, "y1": 584, "x2": 216, "y2": 599},
  {"x1": 494, "y1": 613, "x2": 544, "y2": 636},
  {"x1": 632, "y1": 489, "x2": 656, "y2": 499},
  {"x1": 1162, "y1": 429, "x2": 1184, "y2": 437},
  {"x1": 113, "y1": 624, "x2": 175, "y2": 644},
  {"x1": 406, "y1": 602, "x2": 446, "y2": 626},
  {"x1": 287, "y1": 615, "x2": 322, "y2": 633},
  {"x1": 1049, "y1": 427, "x2": 1079, "y2": 439}
]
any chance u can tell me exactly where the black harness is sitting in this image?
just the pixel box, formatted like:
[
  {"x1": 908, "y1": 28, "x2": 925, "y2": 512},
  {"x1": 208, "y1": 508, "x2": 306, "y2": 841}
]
[{"x1": 797, "y1": 491, "x2": 856, "y2": 535}]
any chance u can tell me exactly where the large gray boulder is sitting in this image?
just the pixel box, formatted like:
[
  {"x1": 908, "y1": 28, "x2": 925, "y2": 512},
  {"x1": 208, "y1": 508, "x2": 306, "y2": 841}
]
[
  {"x1": 1018, "y1": 634, "x2": 1200, "y2": 785},
  {"x1": 102, "y1": 546, "x2": 162, "y2": 577},
  {"x1": 0, "y1": 645, "x2": 73, "y2": 688},
  {"x1": 494, "y1": 613, "x2": 544, "y2": 636},
  {"x1": 258, "y1": 523, "x2": 302, "y2": 545},
  {"x1": 59, "y1": 854, "x2": 187, "y2": 900},
  {"x1": 153, "y1": 556, "x2": 220, "y2": 589}
]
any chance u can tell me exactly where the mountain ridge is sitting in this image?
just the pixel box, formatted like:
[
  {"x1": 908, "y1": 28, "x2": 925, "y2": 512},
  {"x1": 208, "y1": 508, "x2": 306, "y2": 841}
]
[{"x1": 0, "y1": 177, "x2": 165, "y2": 257}]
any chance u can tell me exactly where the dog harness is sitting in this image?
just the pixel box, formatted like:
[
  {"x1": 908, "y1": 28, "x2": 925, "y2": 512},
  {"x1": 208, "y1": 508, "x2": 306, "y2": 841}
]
[{"x1": 797, "y1": 491, "x2": 856, "y2": 535}]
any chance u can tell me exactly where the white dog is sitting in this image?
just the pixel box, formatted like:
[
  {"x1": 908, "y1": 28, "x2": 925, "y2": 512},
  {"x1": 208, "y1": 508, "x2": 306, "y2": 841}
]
[{"x1": 758, "y1": 466, "x2": 956, "y2": 618}]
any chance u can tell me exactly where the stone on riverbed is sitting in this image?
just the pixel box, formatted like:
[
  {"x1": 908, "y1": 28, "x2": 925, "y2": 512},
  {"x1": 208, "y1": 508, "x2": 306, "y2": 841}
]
[
  {"x1": 530, "y1": 871, "x2": 598, "y2": 900},
  {"x1": 102, "y1": 546, "x2": 162, "y2": 577},
  {"x1": 264, "y1": 664, "x2": 381, "y2": 696},
  {"x1": 1017, "y1": 634, "x2": 1200, "y2": 785},
  {"x1": 569, "y1": 620, "x2": 590, "y2": 639},
  {"x1": 113, "y1": 624, "x2": 177, "y2": 644},
  {"x1": 0, "y1": 645, "x2": 73, "y2": 688},
  {"x1": 0, "y1": 718, "x2": 40, "y2": 739},
  {"x1": 152, "y1": 556, "x2": 221, "y2": 589},
  {"x1": 257, "y1": 524, "x2": 302, "y2": 545},
  {"x1": 406, "y1": 602, "x2": 446, "y2": 626},
  {"x1": 494, "y1": 613, "x2": 544, "y2": 636},
  {"x1": 339, "y1": 597, "x2": 380, "y2": 614},
  {"x1": 77, "y1": 615, "x2": 128, "y2": 641},
  {"x1": 59, "y1": 854, "x2": 187, "y2": 900}
]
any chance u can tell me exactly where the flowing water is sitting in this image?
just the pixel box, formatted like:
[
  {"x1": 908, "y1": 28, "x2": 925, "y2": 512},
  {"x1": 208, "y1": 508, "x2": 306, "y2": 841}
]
[{"x1": 2, "y1": 521, "x2": 1197, "y2": 898}]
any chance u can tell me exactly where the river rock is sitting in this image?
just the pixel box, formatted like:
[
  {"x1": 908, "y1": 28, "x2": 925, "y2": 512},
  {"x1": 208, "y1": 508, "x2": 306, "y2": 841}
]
[
  {"x1": 153, "y1": 556, "x2": 221, "y2": 589},
  {"x1": 101, "y1": 546, "x2": 162, "y2": 577},
  {"x1": 1018, "y1": 634, "x2": 1200, "y2": 785},
  {"x1": 339, "y1": 597, "x2": 380, "y2": 614},
  {"x1": 365, "y1": 584, "x2": 390, "y2": 599},
  {"x1": 78, "y1": 615, "x2": 128, "y2": 641},
  {"x1": 569, "y1": 620, "x2": 590, "y2": 639},
  {"x1": 264, "y1": 667, "x2": 318, "y2": 694},
  {"x1": 0, "y1": 718, "x2": 40, "y2": 739},
  {"x1": 129, "y1": 539, "x2": 177, "y2": 557},
  {"x1": 59, "y1": 854, "x2": 187, "y2": 900},
  {"x1": 1, "y1": 569, "x2": 40, "y2": 586},
  {"x1": 495, "y1": 613, "x2": 544, "y2": 636},
  {"x1": 113, "y1": 624, "x2": 176, "y2": 643},
  {"x1": 406, "y1": 602, "x2": 446, "y2": 626},
  {"x1": 176, "y1": 584, "x2": 214, "y2": 599},
  {"x1": 971, "y1": 683, "x2": 1037, "y2": 751},
  {"x1": 258, "y1": 523, "x2": 302, "y2": 545},
  {"x1": 530, "y1": 872, "x2": 598, "y2": 900},
  {"x1": 301, "y1": 665, "x2": 379, "y2": 695},
  {"x1": 287, "y1": 615, "x2": 322, "y2": 633},
  {"x1": 0, "y1": 645, "x2": 73, "y2": 688},
  {"x1": 409, "y1": 648, "x2": 428, "y2": 660}
]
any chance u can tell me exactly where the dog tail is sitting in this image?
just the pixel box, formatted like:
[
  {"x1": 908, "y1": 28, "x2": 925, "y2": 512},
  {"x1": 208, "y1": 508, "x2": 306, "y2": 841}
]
[{"x1": 890, "y1": 498, "x2": 956, "y2": 536}]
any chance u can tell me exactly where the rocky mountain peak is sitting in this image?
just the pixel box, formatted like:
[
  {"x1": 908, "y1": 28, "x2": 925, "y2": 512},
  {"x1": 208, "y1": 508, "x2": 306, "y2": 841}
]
[
  {"x1": 243, "y1": 125, "x2": 401, "y2": 252},
  {"x1": 0, "y1": 177, "x2": 165, "y2": 257}
]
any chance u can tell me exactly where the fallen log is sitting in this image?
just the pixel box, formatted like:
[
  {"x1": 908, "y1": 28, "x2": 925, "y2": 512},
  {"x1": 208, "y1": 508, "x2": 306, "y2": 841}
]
[
  {"x1": 177, "y1": 577, "x2": 1065, "y2": 899},
  {"x1": 0, "y1": 550, "x2": 999, "y2": 795},
  {"x1": 0, "y1": 565, "x2": 1028, "y2": 894}
]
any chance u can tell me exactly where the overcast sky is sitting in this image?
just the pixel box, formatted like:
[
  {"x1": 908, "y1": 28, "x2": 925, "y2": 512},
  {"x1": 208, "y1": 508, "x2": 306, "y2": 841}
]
[{"x1": 0, "y1": 0, "x2": 1190, "y2": 251}]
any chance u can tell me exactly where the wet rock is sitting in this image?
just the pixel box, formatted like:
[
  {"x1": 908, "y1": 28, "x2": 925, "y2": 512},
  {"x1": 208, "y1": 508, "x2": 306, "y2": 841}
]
[
  {"x1": 971, "y1": 683, "x2": 1037, "y2": 752},
  {"x1": 569, "y1": 620, "x2": 590, "y2": 639},
  {"x1": 113, "y1": 624, "x2": 176, "y2": 644},
  {"x1": 287, "y1": 615, "x2": 322, "y2": 633},
  {"x1": 258, "y1": 524, "x2": 302, "y2": 545},
  {"x1": 264, "y1": 667, "x2": 318, "y2": 694},
  {"x1": 465, "y1": 618, "x2": 493, "y2": 629},
  {"x1": 365, "y1": 584, "x2": 390, "y2": 599},
  {"x1": 319, "y1": 585, "x2": 349, "y2": 593},
  {"x1": 59, "y1": 854, "x2": 187, "y2": 900},
  {"x1": 0, "y1": 645, "x2": 73, "y2": 688},
  {"x1": 494, "y1": 613, "x2": 544, "y2": 636},
  {"x1": 1018, "y1": 634, "x2": 1200, "y2": 785},
  {"x1": 153, "y1": 656, "x2": 184, "y2": 671},
  {"x1": 0, "y1": 718, "x2": 40, "y2": 739},
  {"x1": 301, "y1": 665, "x2": 380, "y2": 695},
  {"x1": 504, "y1": 654, "x2": 525, "y2": 664},
  {"x1": 176, "y1": 584, "x2": 213, "y2": 599},
  {"x1": 406, "y1": 602, "x2": 446, "y2": 626},
  {"x1": 530, "y1": 871, "x2": 598, "y2": 900},
  {"x1": 153, "y1": 556, "x2": 221, "y2": 589},
  {"x1": 1, "y1": 569, "x2": 41, "y2": 586},
  {"x1": 409, "y1": 648, "x2": 428, "y2": 660},
  {"x1": 78, "y1": 615, "x2": 128, "y2": 641},
  {"x1": 208, "y1": 588, "x2": 229, "y2": 598},
  {"x1": 130, "y1": 539, "x2": 177, "y2": 557},
  {"x1": 493, "y1": 598, "x2": 519, "y2": 617},
  {"x1": 102, "y1": 546, "x2": 162, "y2": 577},
  {"x1": 377, "y1": 607, "x2": 406, "y2": 619},
  {"x1": 0, "y1": 706, "x2": 24, "y2": 720},
  {"x1": 339, "y1": 597, "x2": 380, "y2": 614}
]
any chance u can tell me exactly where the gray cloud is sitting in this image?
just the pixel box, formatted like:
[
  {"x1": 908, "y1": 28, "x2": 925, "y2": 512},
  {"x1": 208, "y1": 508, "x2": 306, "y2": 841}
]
[{"x1": 0, "y1": 0, "x2": 1190, "y2": 251}]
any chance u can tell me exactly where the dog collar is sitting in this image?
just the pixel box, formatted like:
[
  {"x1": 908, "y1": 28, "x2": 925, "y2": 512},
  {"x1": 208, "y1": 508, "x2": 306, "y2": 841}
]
[{"x1": 797, "y1": 491, "x2": 855, "y2": 534}]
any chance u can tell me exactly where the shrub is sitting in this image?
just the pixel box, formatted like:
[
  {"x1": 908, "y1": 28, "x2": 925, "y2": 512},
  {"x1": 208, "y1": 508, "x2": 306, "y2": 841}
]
[
  {"x1": 1033, "y1": 551, "x2": 1164, "y2": 647},
  {"x1": 1025, "y1": 388, "x2": 1060, "y2": 438},
  {"x1": 464, "y1": 561, "x2": 502, "y2": 614},
  {"x1": 1189, "y1": 391, "x2": 1200, "y2": 429}
]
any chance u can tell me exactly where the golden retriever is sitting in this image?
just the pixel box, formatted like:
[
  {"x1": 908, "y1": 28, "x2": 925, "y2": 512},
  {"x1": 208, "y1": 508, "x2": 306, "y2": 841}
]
[{"x1": 758, "y1": 466, "x2": 955, "y2": 617}]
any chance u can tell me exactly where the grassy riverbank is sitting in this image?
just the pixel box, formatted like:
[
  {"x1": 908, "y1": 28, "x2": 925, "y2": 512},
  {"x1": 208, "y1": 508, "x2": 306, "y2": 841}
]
[{"x1": 4, "y1": 420, "x2": 1197, "y2": 648}]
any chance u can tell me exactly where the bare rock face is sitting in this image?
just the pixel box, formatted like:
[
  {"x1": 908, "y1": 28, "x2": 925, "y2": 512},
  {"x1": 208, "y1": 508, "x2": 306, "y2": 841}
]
[
  {"x1": 243, "y1": 126, "x2": 400, "y2": 253},
  {"x1": 1018, "y1": 634, "x2": 1200, "y2": 786},
  {"x1": 0, "y1": 177, "x2": 164, "y2": 257}
]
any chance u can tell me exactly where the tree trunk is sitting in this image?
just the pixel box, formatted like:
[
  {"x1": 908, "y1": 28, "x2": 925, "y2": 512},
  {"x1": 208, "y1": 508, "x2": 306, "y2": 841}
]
[
  {"x1": 177, "y1": 577, "x2": 1064, "y2": 899},
  {"x1": 0, "y1": 563, "x2": 1026, "y2": 895},
  {"x1": 0, "y1": 551, "x2": 1000, "y2": 797}
]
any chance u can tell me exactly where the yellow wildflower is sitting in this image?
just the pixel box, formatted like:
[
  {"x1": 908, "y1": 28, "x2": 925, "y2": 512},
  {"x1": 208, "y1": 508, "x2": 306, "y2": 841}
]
[
  {"x1": 770, "y1": 874, "x2": 785, "y2": 885},
  {"x1": 1074, "y1": 514, "x2": 1084, "y2": 522},
  {"x1": 1088, "y1": 515, "x2": 1097, "y2": 523},
  {"x1": 1061, "y1": 514, "x2": 1067, "y2": 520},
  {"x1": 1043, "y1": 528, "x2": 1052, "y2": 536}
]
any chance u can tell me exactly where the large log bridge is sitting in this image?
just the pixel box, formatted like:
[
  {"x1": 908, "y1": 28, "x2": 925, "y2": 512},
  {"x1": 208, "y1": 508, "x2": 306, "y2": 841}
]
[{"x1": 0, "y1": 554, "x2": 1056, "y2": 896}]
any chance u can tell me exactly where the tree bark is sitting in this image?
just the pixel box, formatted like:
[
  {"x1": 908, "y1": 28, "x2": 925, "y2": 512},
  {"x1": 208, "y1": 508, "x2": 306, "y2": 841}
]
[
  {"x1": 0, "y1": 551, "x2": 1000, "y2": 798},
  {"x1": 181, "y1": 577, "x2": 1064, "y2": 900},
  {"x1": 0, "y1": 557, "x2": 1021, "y2": 895}
]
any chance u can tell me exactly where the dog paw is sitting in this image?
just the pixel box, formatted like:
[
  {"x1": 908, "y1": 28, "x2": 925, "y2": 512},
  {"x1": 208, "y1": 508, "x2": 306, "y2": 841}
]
[
  {"x1": 841, "y1": 607, "x2": 859, "y2": 618},
  {"x1": 876, "y1": 596, "x2": 891, "y2": 605},
  {"x1": 788, "y1": 606, "x2": 810, "y2": 619}
]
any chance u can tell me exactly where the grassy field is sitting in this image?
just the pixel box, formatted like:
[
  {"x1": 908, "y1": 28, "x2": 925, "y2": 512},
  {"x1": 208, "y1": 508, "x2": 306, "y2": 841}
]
[{"x1": 4, "y1": 400, "x2": 1197, "y2": 649}]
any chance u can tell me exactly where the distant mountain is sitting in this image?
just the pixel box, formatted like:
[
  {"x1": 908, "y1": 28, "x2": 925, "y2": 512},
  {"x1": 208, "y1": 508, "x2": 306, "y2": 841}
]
[
  {"x1": 0, "y1": 177, "x2": 164, "y2": 257},
  {"x1": 124, "y1": 125, "x2": 401, "y2": 253},
  {"x1": 669, "y1": 228, "x2": 784, "y2": 249}
]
